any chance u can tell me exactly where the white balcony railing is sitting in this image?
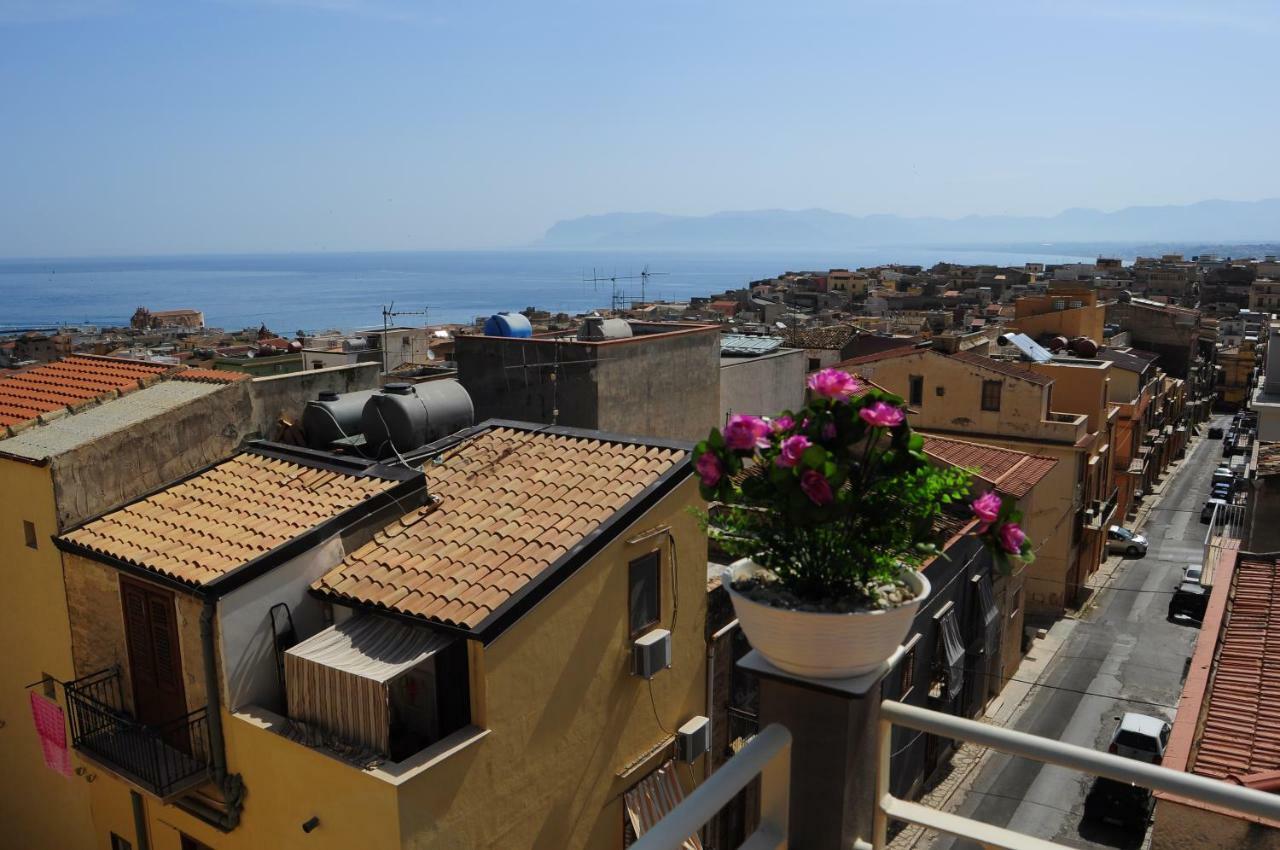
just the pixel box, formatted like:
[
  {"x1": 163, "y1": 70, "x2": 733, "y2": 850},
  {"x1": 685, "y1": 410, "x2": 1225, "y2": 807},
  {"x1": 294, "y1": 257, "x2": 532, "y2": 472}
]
[{"x1": 635, "y1": 700, "x2": 1280, "y2": 850}]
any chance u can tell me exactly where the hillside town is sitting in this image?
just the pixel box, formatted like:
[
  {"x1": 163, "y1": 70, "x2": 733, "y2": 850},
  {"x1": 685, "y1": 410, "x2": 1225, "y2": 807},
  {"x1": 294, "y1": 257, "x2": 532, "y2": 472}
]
[{"x1": 5, "y1": 250, "x2": 1280, "y2": 850}]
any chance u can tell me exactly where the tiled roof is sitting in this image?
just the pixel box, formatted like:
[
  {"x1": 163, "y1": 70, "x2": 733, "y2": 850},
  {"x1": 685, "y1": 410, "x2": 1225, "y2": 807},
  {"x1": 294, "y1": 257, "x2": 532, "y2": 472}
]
[
  {"x1": 314, "y1": 426, "x2": 688, "y2": 631},
  {"x1": 61, "y1": 452, "x2": 401, "y2": 586},
  {"x1": 1191, "y1": 555, "x2": 1280, "y2": 781},
  {"x1": 174, "y1": 367, "x2": 252, "y2": 384},
  {"x1": 1258, "y1": 443, "x2": 1280, "y2": 479},
  {"x1": 0, "y1": 355, "x2": 173, "y2": 431},
  {"x1": 951, "y1": 350, "x2": 1054, "y2": 386},
  {"x1": 835, "y1": 346, "x2": 930, "y2": 368},
  {"x1": 784, "y1": 324, "x2": 859, "y2": 351},
  {"x1": 923, "y1": 435, "x2": 1058, "y2": 499}
]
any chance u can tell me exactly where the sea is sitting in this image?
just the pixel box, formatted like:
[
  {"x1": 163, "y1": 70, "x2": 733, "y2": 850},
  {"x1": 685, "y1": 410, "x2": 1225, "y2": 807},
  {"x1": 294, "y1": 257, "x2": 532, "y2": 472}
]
[{"x1": 0, "y1": 248, "x2": 1095, "y2": 334}]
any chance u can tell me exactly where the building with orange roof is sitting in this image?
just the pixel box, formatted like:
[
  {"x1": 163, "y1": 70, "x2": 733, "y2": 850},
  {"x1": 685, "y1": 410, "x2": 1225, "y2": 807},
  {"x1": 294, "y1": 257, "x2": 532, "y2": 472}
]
[
  {"x1": 834, "y1": 346, "x2": 1111, "y2": 618},
  {"x1": 1153, "y1": 549, "x2": 1280, "y2": 848},
  {"x1": 41, "y1": 421, "x2": 707, "y2": 850}
]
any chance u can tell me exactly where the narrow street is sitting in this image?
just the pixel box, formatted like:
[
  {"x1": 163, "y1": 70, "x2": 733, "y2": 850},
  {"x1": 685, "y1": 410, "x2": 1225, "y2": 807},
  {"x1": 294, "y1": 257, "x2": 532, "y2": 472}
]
[{"x1": 931, "y1": 414, "x2": 1231, "y2": 850}]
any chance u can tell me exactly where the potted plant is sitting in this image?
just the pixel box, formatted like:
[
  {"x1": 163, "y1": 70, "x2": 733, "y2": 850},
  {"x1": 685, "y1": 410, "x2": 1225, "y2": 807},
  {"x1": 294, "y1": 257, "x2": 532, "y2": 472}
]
[{"x1": 697, "y1": 368, "x2": 1033, "y2": 679}]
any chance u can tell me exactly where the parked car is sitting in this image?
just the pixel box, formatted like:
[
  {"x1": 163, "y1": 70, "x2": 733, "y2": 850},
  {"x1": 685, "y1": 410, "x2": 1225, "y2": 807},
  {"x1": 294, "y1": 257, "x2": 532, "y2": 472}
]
[
  {"x1": 1208, "y1": 426, "x2": 1224, "y2": 439},
  {"x1": 1084, "y1": 777, "x2": 1156, "y2": 831},
  {"x1": 1106, "y1": 525, "x2": 1148, "y2": 557},
  {"x1": 1201, "y1": 498, "x2": 1228, "y2": 524},
  {"x1": 1169, "y1": 581, "x2": 1209, "y2": 623},
  {"x1": 1211, "y1": 483, "x2": 1233, "y2": 501},
  {"x1": 1182, "y1": 564, "x2": 1203, "y2": 585},
  {"x1": 1109, "y1": 712, "x2": 1172, "y2": 764}
]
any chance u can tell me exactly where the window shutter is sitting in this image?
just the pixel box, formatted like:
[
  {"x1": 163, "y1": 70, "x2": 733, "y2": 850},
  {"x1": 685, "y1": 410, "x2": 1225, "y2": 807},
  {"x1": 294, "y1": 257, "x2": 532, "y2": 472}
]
[
  {"x1": 148, "y1": 597, "x2": 181, "y2": 693},
  {"x1": 123, "y1": 585, "x2": 157, "y2": 687}
]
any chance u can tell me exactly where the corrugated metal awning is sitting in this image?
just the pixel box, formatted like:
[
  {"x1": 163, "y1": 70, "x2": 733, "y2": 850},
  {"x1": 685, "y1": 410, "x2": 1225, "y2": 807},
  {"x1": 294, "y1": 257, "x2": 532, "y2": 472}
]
[
  {"x1": 287, "y1": 615, "x2": 452, "y2": 684},
  {"x1": 624, "y1": 760, "x2": 704, "y2": 850}
]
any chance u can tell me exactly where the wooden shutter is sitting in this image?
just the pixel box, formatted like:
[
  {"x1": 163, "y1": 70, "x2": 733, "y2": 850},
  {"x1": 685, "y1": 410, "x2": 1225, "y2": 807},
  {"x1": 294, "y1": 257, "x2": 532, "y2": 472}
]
[
  {"x1": 122, "y1": 582, "x2": 158, "y2": 688},
  {"x1": 148, "y1": 596, "x2": 182, "y2": 694}
]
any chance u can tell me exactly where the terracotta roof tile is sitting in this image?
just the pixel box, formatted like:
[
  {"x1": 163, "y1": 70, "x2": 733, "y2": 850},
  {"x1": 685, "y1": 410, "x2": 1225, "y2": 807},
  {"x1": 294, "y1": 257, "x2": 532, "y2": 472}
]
[
  {"x1": 1191, "y1": 555, "x2": 1280, "y2": 781},
  {"x1": 835, "y1": 346, "x2": 931, "y2": 368},
  {"x1": 61, "y1": 452, "x2": 400, "y2": 586},
  {"x1": 174, "y1": 367, "x2": 252, "y2": 384},
  {"x1": 923, "y1": 435, "x2": 1058, "y2": 499},
  {"x1": 313, "y1": 427, "x2": 688, "y2": 630},
  {"x1": 951, "y1": 350, "x2": 1054, "y2": 386},
  {"x1": 0, "y1": 355, "x2": 173, "y2": 431}
]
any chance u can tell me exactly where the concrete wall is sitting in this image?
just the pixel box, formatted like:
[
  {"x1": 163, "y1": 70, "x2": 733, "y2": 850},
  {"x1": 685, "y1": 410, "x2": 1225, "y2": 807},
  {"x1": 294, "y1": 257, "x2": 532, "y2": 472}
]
[
  {"x1": 248, "y1": 362, "x2": 381, "y2": 439},
  {"x1": 456, "y1": 336, "x2": 603, "y2": 429},
  {"x1": 0, "y1": 459, "x2": 97, "y2": 850},
  {"x1": 1029, "y1": 361, "x2": 1111, "y2": 431},
  {"x1": 1153, "y1": 798, "x2": 1280, "y2": 850},
  {"x1": 719, "y1": 349, "x2": 806, "y2": 426},
  {"x1": 596, "y1": 329, "x2": 719, "y2": 442},
  {"x1": 219, "y1": 535, "x2": 345, "y2": 713}
]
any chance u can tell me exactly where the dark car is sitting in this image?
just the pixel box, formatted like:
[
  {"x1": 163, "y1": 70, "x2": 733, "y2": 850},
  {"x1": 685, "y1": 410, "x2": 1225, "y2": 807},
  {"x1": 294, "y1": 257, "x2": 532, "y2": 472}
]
[
  {"x1": 1169, "y1": 581, "x2": 1209, "y2": 623},
  {"x1": 1208, "y1": 426, "x2": 1224, "y2": 439},
  {"x1": 1084, "y1": 777, "x2": 1155, "y2": 830},
  {"x1": 1201, "y1": 498, "x2": 1228, "y2": 524}
]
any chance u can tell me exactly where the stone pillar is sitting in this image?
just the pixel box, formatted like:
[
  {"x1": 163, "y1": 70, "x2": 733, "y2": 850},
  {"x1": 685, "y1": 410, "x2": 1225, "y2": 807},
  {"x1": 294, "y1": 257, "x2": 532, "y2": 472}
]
[{"x1": 738, "y1": 648, "x2": 900, "y2": 849}]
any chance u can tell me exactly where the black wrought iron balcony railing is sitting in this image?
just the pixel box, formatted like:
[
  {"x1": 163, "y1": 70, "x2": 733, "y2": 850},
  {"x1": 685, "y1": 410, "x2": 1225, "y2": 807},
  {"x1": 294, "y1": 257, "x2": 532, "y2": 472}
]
[{"x1": 64, "y1": 667, "x2": 211, "y2": 798}]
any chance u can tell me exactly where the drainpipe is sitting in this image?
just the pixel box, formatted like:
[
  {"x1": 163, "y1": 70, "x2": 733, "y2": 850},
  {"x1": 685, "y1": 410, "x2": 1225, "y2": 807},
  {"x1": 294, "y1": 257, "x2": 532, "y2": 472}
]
[
  {"x1": 131, "y1": 791, "x2": 150, "y2": 850},
  {"x1": 181, "y1": 599, "x2": 245, "y2": 831}
]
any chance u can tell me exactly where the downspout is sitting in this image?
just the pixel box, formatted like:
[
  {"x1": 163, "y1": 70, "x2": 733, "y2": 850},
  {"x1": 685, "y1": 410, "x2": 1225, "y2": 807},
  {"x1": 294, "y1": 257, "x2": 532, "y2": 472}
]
[
  {"x1": 131, "y1": 791, "x2": 150, "y2": 850},
  {"x1": 176, "y1": 599, "x2": 245, "y2": 831}
]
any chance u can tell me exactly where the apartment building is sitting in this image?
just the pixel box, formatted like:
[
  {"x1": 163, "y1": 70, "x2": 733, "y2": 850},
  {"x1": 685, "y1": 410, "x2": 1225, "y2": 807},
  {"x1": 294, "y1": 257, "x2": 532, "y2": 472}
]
[
  {"x1": 1010, "y1": 285, "x2": 1106, "y2": 342},
  {"x1": 836, "y1": 348, "x2": 1107, "y2": 617},
  {"x1": 50, "y1": 424, "x2": 705, "y2": 850}
]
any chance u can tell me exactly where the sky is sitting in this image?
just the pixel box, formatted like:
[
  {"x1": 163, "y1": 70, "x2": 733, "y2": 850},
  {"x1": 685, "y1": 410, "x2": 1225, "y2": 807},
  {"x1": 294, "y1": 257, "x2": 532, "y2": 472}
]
[{"x1": 2, "y1": 0, "x2": 1280, "y2": 257}]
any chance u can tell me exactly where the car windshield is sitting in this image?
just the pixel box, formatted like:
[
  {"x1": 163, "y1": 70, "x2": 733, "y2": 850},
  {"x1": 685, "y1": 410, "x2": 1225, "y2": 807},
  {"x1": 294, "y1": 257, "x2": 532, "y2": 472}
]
[
  {"x1": 1115, "y1": 730, "x2": 1158, "y2": 751},
  {"x1": 1111, "y1": 528, "x2": 1132, "y2": 539}
]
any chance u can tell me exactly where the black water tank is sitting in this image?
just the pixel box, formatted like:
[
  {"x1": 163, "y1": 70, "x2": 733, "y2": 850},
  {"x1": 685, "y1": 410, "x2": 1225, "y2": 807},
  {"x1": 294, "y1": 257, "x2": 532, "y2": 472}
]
[{"x1": 361, "y1": 380, "x2": 475, "y2": 457}]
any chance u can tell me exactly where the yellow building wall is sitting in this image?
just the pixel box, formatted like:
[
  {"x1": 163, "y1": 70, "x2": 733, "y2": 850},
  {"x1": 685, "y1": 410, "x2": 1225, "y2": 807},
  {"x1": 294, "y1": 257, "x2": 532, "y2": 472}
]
[
  {"x1": 0, "y1": 456, "x2": 98, "y2": 849},
  {"x1": 395, "y1": 475, "x2": 708, "y2": 850}
]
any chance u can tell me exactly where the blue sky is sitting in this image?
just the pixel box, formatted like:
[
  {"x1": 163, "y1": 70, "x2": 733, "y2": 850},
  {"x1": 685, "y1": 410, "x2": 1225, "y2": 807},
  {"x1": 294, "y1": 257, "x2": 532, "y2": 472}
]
[{"x1": 2, "y1": 0, "x2": 1279, "y2": 256}]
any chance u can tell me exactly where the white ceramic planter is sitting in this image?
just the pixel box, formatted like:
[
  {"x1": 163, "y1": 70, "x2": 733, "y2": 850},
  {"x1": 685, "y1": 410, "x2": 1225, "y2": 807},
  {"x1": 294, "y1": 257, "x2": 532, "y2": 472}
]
[{"x1": 723, "y1": 558, "x2": 930, "y2": 679}]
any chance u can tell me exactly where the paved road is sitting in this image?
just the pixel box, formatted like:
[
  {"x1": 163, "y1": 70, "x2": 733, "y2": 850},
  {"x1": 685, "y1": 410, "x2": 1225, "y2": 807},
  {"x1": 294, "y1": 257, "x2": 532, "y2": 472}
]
[{"x1": 933, "y1": 415, "x2": 1231, "y2": 850}]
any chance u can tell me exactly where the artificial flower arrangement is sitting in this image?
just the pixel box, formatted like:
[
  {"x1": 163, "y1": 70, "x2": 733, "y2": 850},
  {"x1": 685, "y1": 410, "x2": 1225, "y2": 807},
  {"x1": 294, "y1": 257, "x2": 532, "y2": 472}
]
[{"x1": 697, "y1": 368, "x2": 1034, "y2": 613}]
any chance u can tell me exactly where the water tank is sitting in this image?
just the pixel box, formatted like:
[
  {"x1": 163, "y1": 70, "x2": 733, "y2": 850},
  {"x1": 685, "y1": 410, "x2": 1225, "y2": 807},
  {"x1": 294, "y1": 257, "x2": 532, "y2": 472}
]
[
  {"x1": 483, "y1": 312, "x2": 533, "y2": 338},
  {"x1": 302, "y1": 388, "x2": 379, "y2": 449},
  {"x1": 361, "y1": 380, "x2": 474, "y2": 457},
  {"x1": 1071, "y1": 337, "x2": 1099, "y2": 357},
  {"x1": 1049, "y1": 335, "x2": 1070, "y2": 352},
  {"x1": 580, "y1": 316, "x2": 633, "y2": 341},
  {"x1": 1117, "y1": 290, "x2": 1133, "y2": 303}
]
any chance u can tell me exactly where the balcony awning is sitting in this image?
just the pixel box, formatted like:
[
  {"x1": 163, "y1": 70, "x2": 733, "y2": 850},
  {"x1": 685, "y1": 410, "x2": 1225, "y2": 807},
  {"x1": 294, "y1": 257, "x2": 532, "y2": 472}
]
[
  {"x1": 624, "y1": 760, "x2": 704, "y2": 850},
  {"x1": 285, "y1": 615, "x2": 453, "y2": 756}
]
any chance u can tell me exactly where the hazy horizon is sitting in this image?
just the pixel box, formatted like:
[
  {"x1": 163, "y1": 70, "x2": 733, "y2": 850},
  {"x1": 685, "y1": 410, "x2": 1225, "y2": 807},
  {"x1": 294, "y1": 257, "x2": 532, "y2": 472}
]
[{"x1": 4, "y1": 0, "x2": 1280, "y2": 257}]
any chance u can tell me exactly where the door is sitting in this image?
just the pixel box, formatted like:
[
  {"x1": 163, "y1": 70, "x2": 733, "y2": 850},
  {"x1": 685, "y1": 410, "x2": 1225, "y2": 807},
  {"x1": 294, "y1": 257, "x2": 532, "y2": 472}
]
[{"x1": 120, "y1": 577, "x2": 188, "y2": 744}]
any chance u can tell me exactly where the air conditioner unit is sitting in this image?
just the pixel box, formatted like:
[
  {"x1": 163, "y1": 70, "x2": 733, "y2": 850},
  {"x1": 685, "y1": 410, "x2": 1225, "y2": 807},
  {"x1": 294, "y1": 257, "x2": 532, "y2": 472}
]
[
  {"x1": 632, "y1": 629, "x2": 672, "y2": 679},
  {"x1": 676, "y1": 716, "x2": 711, "y2": 763}
]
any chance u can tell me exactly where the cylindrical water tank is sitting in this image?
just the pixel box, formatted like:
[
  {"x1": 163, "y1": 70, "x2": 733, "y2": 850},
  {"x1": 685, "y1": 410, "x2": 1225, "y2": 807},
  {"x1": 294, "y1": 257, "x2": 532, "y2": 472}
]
[
  {"x1": 1050, "y1": 335, "x2": 1070, "y2": 352},
  {"x1": 1072, "y1": 337, "x2": 1099, "y2": 357},
  {"x1": 361, "y1": 380, "x2": 475, "y2": 458},
  {"x1": 580, "y1": 316, "x2": 633, "y2": 340},
  {"x1": 483, "y1": 312, "x2": 533, "y2": 338},
  {"x1": 302, "y1": 388, "x2": 379, "y2": 449}
]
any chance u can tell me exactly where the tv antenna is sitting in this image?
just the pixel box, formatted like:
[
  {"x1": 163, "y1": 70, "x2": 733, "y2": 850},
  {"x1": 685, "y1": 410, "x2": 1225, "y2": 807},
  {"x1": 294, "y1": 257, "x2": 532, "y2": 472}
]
[
  {"x1": 582, "y1": 266, "x2": 666, "y2": 312},
  {"x1": 380, "y1": 302, "x2": 429, "y2": 374}
]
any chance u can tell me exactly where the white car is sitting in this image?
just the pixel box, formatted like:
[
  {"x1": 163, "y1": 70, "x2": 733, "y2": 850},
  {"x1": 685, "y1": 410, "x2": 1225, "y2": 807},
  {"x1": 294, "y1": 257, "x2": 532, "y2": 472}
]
[
  {"x1": 1109, "y1": 712, "x2": 1172, "y2": 764},
  {"x1": 1106, "y1": 526, "x2": 1148, "y2": 557},
  {"x1": 1183, "y1": 564, "x2": 1203, "y2": 585}
]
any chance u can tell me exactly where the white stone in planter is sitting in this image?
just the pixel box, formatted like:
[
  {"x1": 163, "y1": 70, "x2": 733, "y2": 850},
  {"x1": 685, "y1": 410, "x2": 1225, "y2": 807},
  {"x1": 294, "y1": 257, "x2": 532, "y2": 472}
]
[{"x1": 722, "y1": 558, "x2": 930, "y2": 679}]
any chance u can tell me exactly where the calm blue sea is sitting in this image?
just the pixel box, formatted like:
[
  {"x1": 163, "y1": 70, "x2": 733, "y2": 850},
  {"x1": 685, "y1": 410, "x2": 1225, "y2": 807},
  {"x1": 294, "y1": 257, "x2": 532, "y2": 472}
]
[{"x1": 0, "y1": 249, "x2": 1093, "y2": 333}]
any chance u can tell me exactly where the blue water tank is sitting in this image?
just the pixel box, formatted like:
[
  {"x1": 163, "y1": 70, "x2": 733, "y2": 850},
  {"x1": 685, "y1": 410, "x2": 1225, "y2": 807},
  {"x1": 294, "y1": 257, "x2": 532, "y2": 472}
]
[{"x1": 484, "y1": 312, "x2": 533, "y2": 338}]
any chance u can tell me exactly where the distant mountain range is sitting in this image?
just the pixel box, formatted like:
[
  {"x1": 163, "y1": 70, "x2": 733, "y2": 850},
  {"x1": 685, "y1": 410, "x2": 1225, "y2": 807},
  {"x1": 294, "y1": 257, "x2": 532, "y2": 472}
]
[{"x1": 538, "y1": 199, "x2": 1280, "y2": 251}]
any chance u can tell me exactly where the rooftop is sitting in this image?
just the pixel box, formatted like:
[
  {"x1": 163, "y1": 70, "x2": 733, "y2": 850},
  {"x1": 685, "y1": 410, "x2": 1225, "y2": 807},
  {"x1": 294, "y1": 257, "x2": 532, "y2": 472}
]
[
  {"x1": 0, "y1": 355, "x2": 173, "y2": 432},
  {"x1": 922, "y1": 435, "x2": 1058, "y2": 499},
  {"x1": 784, "y1": 324, "x2": 859, "y2": 351},
  {"x1": 1097, "y1": 348, "x2": 1158, "y2": 374},
  {"x1": 59, "y1": 447, "x2": 413, "y2": 587},
  {"x1": 313, "y1": 423, "x2": 689, "y2": 636},
  {"x1": 1188, "y1": 554, "x2": 1280, "y2": 784},
  {"x1": 951, "y1": 350, "x2": 1054, "y2": 386},
  {"x1": 1258, "y1": 443, "x2": 1280, "y2": 479}
]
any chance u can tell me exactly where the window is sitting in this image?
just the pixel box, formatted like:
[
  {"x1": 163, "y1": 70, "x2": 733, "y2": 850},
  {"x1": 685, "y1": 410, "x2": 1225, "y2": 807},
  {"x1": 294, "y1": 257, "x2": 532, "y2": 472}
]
[
  {"x1": 23, "y1": 520, "x2": 37, "y2": 549},
  {"x1": 981, "y1": 380, "x2": 1002, "y2": 412},
  {"x1": 807, "y1": 358, "x2": 821, "y2": 372},
  {"x1": 180, "y1": 836, "x2": 213, "y2": 850},
  {"x1": 110, "y1": 835, "x2": 132, "y2": 850},
  {"x1": 628, "y1": 552, "x2": 661, "y2": 637},
  {"x1": 909, "y1": 375, "x2": 924, "y2": 406}
]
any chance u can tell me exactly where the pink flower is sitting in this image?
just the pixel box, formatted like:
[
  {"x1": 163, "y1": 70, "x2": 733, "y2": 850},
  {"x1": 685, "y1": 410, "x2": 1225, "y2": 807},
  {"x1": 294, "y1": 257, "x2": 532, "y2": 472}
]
[
  {"x1": 998, "y1": 522, "x2": 1027, "y2": 555},
  {"x1": 776, "y1": 435, "x2": 811, "y2": 468},
  {"x1": 807, "y1": 368, "x2": 863, "y2": 400},
  {"x1": 971, "y1": 491, "x2": 1002, "y2": 526},
  {"x1": 723, "y1": 414, "x2": 771, "y2": 452},
  {"x1": 696, "y1": 452, "x2": 723, "y2": 487},
  {"x1": 800, "y1": 469, "x2": 834, "y2": 506},
  {"x1": 859, "y1": 401, "x2": 906, "y2": 428},
  {"x1": 772, "y1": 415, "x2": 795, "y2": 433}
]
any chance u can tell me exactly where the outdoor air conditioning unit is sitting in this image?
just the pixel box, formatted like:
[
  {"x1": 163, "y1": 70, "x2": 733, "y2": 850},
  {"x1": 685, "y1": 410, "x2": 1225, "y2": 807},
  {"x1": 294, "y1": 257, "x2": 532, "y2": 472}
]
[
  {"x1": 632, "y1": 629, "x2": 672, "y2": 679},
  {"x1": 676, "y1": 716, "x2": 711, "y2": 763}
]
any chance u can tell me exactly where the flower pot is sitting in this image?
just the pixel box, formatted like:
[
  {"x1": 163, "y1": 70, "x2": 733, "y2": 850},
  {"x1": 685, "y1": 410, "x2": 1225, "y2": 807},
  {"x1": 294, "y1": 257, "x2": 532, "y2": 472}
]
[{"x1": 722, "y1": 558, "x2": 930, "y2": 679}]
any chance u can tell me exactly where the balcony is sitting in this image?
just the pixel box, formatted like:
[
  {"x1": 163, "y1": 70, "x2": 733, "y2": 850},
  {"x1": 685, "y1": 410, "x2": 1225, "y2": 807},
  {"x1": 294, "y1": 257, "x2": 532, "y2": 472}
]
[
  {"x1": 64, "y1": 667, "x2": 211, "y2": 799},
  {"x1": 633, "y1": 700, "x2": 1280, "y2": 850}
]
